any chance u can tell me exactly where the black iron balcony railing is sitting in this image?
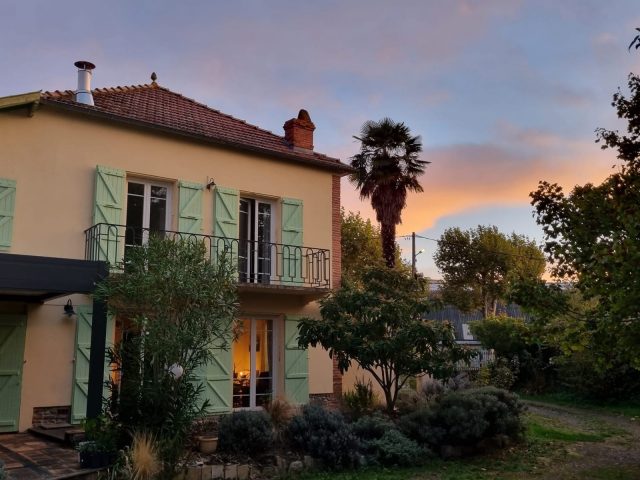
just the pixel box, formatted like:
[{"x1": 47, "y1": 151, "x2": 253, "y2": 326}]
[{"x1": 84, "y1": 223, "x2": 330, "y2": 289}]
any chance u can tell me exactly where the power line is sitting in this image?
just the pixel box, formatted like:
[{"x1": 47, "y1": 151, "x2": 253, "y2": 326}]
[{"x1": 398, "y1": 233, "x2": 546, "y2": 262}]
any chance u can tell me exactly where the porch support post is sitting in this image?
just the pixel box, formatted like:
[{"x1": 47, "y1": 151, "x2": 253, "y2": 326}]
[{"x1": 87, "y1": 263, "x2": 109, "y2": 419}]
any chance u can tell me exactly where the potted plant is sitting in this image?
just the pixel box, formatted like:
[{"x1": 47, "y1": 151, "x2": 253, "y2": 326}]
[
  {"x1": 194, "y1": 417, "x2": 218, "y2": 454},
  {"x1": 80, "y1": 416, "x2": 119, "y2": 468}
]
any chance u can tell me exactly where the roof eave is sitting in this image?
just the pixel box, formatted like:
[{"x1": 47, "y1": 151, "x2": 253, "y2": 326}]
[
  {"x1": 0, "y1": 91, "x2": 42, "y2": 116},
  {"x1": 40, "y1": 98, "x2": 354, "y2": 175}
]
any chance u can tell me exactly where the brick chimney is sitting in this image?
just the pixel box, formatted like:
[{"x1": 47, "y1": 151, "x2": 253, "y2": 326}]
[{"x1": 284, "y1": 109, "x2": 315, "y2": 150}]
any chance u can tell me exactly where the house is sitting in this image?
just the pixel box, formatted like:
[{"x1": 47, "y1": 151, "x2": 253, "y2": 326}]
[{"x1": 0, "y1": 61, "x2": 350, "y2": 432}]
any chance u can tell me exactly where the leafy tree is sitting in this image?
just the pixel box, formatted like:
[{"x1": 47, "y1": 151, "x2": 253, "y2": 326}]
[
  {"x1": 531, "y1": 73, "x2": 640, "y2": 368},
  {"x1": 341, "y1": 209, "x2": 408, "y2": 283},
  {"x1": 95, "y1": 237, "x2": 237, "y2": 478},
  {"x1": 350, "y1": 118, "x2": 428, "y2": 268},
  {"x1": 434, "y1": 225, "x2": 545, "y2": 317},
  {"x1": 297, "y1": 266, "x2": 471, "y2": 413}
]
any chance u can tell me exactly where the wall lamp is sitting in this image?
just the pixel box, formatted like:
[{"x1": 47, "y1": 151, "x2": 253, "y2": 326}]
[{"x1": 64, "y1": 299, "x2": 76, "y2": 317}]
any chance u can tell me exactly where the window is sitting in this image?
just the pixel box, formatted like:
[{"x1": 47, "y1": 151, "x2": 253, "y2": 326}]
[
  {"x1": 232, "y1": 319, "x2": 274, "y2": 408},
  {"x1": 238, "y1": 198, "x2": 274, "y2": 284},
  {"x1": 125, "y1": 180, "x2": 171, "y2": 248}
]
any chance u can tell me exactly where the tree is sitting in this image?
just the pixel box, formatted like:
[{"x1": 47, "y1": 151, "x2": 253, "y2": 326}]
[
  {"x1": 341, "y1": 209, "x2": 408, "y2": 282},
  {"x1": 531, "y1": 73, "x2": 640, "y2": 368},
  {"x1": 297, "y1": 266, "x2": 471, "y2": 413},
  {"x1": 95, "y1": 237, "x2": 237, "y2": 478},
  {"x1": 350, "y1": 118, "x2": 428, "y2": 268},
  {"x1": 434, "y1": 225, "x2": 545, "y2": 317}
]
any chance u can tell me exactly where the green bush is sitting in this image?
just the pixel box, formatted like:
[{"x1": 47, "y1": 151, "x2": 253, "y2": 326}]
[
  {"x1": 218, "y1": 411, "x2": 273, "y2": 455},
  {"x1": 395, "y1": 388, "x2": 428, "y2": 414},
  {"x1": 352, "y1": 413, "x2": 396, "y2": 442},
  {"x1": 431, "y1": 387, "x2": 524, "y2": 447},
  {"x1": 478, "y1": 358, "x2": 517, "y2": 390},
  {"x1": 367, "y1": 429, "x2": 426, "y2": 466},
  {"x1": 342, "y1": 378, "x2": 378, "y2": 418},
  {"x1": 397, "y1": 408, "x2": 444, "y2": 447},
  {"x1": 287, "y1": 404, "x2": 360, "y2": 469}
]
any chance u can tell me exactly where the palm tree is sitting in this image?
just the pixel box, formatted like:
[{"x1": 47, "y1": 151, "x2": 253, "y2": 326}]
[{"x1": 350, "y1": 118, "x2": 427, "y2": 268}]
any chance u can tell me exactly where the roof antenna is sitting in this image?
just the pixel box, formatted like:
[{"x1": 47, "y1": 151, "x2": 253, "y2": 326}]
[{"x1": 151, "y1": 72, "x2": 158, "y2": 84}]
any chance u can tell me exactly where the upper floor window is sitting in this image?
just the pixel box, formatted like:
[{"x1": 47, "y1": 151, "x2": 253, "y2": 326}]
[{"x1": 125, "y1": 180, "x2": 172, "y2": 247}]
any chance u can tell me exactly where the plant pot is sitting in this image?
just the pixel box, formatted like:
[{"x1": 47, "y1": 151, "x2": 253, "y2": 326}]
[
  {"x1": 79, "y1": 450, "x2": 96, "y2": 468},
  {"x1": 198, "y1": 436, "x2": 218, "y2": 454}
]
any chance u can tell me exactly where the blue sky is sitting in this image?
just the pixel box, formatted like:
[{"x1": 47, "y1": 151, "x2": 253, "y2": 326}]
[{"x1": 2, "y1": 0, "x2": 639, "y2": 277}]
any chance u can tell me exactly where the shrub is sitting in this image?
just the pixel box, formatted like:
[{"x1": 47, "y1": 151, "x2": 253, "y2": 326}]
[
  {"x1": 367, "y1": 429, "x2": 426, "y2": 466},
  {"x1": 130, "y1": 432, "x2": 161, "y2": 480},
  {"x1": 287, "y1": 404, "x2": 360, "y2": 469},
  {"x1": 352, "y1": 413, "x2": 396, "y2": 442},
  {"x1": 395, "y1": 388, "x2": 428, "y2": 414},
  {"x1": 430, "y1": 387, "x2": 524, "y2": 447},
  {"x1": 264, "y1": 398, "x2": 292, "y2": 444},
  {"x1": 397, "y1": 408, "x2": 444, "y2": 447},
  {"x1": 342, "y1": 378, "x2": 378, "y2": 418},
  {"x1": 0, "y1": 459, "x2": 6, "y2": 480},
  {"x1": 420, "y1": 377, "x2": 445, "y2": 400},
  {"x1": 218, "y1": 411, "x2": 273, "y2": 455},
  {"x1": 477, "y1": 358, "x2": 517, "y2": 390}
]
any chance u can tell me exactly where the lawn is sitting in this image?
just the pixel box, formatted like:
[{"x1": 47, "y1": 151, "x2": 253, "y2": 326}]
[{"x1": 520, "y1": 392, "x2": 640, "y2": 419}]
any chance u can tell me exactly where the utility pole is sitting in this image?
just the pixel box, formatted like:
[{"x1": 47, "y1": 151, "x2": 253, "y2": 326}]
[{"x1": 411, "y1": 232, "x2": 416, "y2": 278}]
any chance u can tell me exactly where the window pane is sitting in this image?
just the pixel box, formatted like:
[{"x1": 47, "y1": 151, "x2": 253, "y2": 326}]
[
  {"x1": 150, "y1": 186, "x2": 167, "y2": 199},
  {"x1": 149, "y1": 197, "x2": 167, "y2": 232},
  {"x1": 128, "y1": 182, "x2": 144, "y2": 196},
  {"x1": 257, "y1": 203, "x2": 272, "y2": 283},
  {"x1": 255, "y1": 319, "x2": 273, "y2": 407},
  {"x1": 233, "y1": 320, "x2": 251, "y2": 408},
  {"x1": 239, "y1": 200, "x2": 249, "y2": 282},
  {"x1": 125, "y1": 193, "x2": 144, "y2": 246}
]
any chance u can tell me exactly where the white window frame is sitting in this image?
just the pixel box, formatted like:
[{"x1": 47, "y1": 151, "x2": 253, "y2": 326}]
[{"x1": 125, "y1": 179, "x2": 173, "y2": 244}]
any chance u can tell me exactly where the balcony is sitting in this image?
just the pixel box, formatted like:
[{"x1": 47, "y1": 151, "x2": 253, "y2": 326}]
[{"x1": 84, "y1": 223, "x2": 331, "y2": 291}]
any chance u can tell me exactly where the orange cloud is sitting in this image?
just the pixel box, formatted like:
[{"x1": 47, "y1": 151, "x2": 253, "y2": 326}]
[{"x1": 341, "y1": 138, "x2": 615, "y2": 235}]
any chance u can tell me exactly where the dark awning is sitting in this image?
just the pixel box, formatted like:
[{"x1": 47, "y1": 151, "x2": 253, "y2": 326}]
[{"x1": 0, "y1": 253, "x2": 107, "y2": 302}]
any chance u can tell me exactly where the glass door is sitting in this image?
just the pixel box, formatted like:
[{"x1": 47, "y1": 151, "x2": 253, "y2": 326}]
[
  {"x1": 232, "y1": 319, "x2": 274, "y2": 408},
  {"x1": 238, "y1": 198, "x2": 273, "y2": 284}
]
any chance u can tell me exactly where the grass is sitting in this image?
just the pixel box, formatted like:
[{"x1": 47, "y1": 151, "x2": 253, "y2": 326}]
[
  {"x1": 521, "y1": 392, "x2": 640, "y2": 418},
  {"x1": 527, "y1": 415, "x2": 607, "y2": 442},
  {"x1": 585, "y1": 466, "x2": 640, "y2": 480}
]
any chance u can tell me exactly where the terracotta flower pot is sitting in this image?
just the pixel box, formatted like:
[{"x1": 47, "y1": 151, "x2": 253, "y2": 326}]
[{"x1": 198, "y1": 436, "x2": 218, "y2": 454}]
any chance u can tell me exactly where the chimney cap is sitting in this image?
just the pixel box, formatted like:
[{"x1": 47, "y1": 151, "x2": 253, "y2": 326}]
[{"x1": 74, "y1": 60, "x2": 96, "y2": 70}]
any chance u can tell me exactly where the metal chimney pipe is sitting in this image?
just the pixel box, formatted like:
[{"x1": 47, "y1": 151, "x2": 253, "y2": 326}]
[{"x1": 74, "y1": 60, "x2": 96, "y2": 106}]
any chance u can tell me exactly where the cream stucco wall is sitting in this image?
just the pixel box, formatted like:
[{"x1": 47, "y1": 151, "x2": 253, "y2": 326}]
[{"x1": 0, "y1": 106, "x2": 336, "y2": 431}]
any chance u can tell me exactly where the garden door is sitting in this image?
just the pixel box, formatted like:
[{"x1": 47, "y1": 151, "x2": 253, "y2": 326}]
[{"x1": 0, "y1": 315, "x2": 26, "y2": 432}]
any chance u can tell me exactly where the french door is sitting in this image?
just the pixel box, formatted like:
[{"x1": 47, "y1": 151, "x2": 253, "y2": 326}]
[
  {"x1": 232, "y1": 319, "x2": 274, "y2": 408},
  {"x1": 238, "y1": 198, "x2": 273, "y2": 283},
  {"x1": 125, "y1": 180, "x2": 171, "y2": 248}
]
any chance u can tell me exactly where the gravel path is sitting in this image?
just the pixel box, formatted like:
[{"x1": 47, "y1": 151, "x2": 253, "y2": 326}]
[{"x1": 523, "y1": 400, "x2": 640, "y2": 479}]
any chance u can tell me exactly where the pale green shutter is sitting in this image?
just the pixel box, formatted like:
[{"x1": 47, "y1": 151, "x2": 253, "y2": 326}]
[
  {"x1": 195, "y1": 340, "x2": 232, "y2": 414},
  {"x1": 93, "y1": 166, "x2": 125, "y2": 266},
  {"x1": 284, "y1": 316, "x2": 309, "y2": 405},
  {"x1": 213, "y1": 186, "x2": 239, "y2": 268},
  {"x1": 178, "y1": 181, "x2": 203, "y2": 234},
  {"x1": 0, "y1": 179, "x2": 17, "y2": 250},
  {"x1": 71, "y1": 305, "x2": 115, "y2": 424},
  {"x1": 281, "y1": 198, "x2": 303, "y2": 285},
  {"x1": 0, "y1": 315, "x2": 26, "y2": 432}
]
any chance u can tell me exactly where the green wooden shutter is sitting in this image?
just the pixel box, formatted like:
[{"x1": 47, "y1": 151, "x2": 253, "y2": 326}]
[
  {"x1": 195, "y1": 340, "x2": 232, "y2": 414},
  {"x1": 178, "y1": 181, "x2": 203, "y2": 234},
  {"x1": 93, "y1": 166, "x2": 125, "y2": 266},
  {"x1": 281, "y1": 198, "x2": 303, "y2": 285},
  {"x1": 70, "y1": 305, "x2": 115, "y2": 424},
  {"x1": 284, "y1": 316, "x2": 309, "y2": 405},
  {"x1": 0, "y1": 179, "x2": 17, "y2": 250},
  {"x1": 213, "y1": 186, "x2": 239, "y2": 268},
  {"x1": 0, "y1": 315, "x2": 26, "y2": 432}
]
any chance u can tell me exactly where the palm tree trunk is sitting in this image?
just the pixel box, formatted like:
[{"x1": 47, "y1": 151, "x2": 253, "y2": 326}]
[{"x1": 381, "y1": 222, "x2": 396, "y2": 268}]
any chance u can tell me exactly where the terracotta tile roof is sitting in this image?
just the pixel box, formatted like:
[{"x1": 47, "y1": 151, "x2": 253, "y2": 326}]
[{"x1": 40, "y1": 83, "x2": 350, "y2": 172}]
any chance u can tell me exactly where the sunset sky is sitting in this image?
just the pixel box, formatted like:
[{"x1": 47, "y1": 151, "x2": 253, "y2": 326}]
[{"x1": 2, "y1": 1, "x2": 639, "y2": 278}]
